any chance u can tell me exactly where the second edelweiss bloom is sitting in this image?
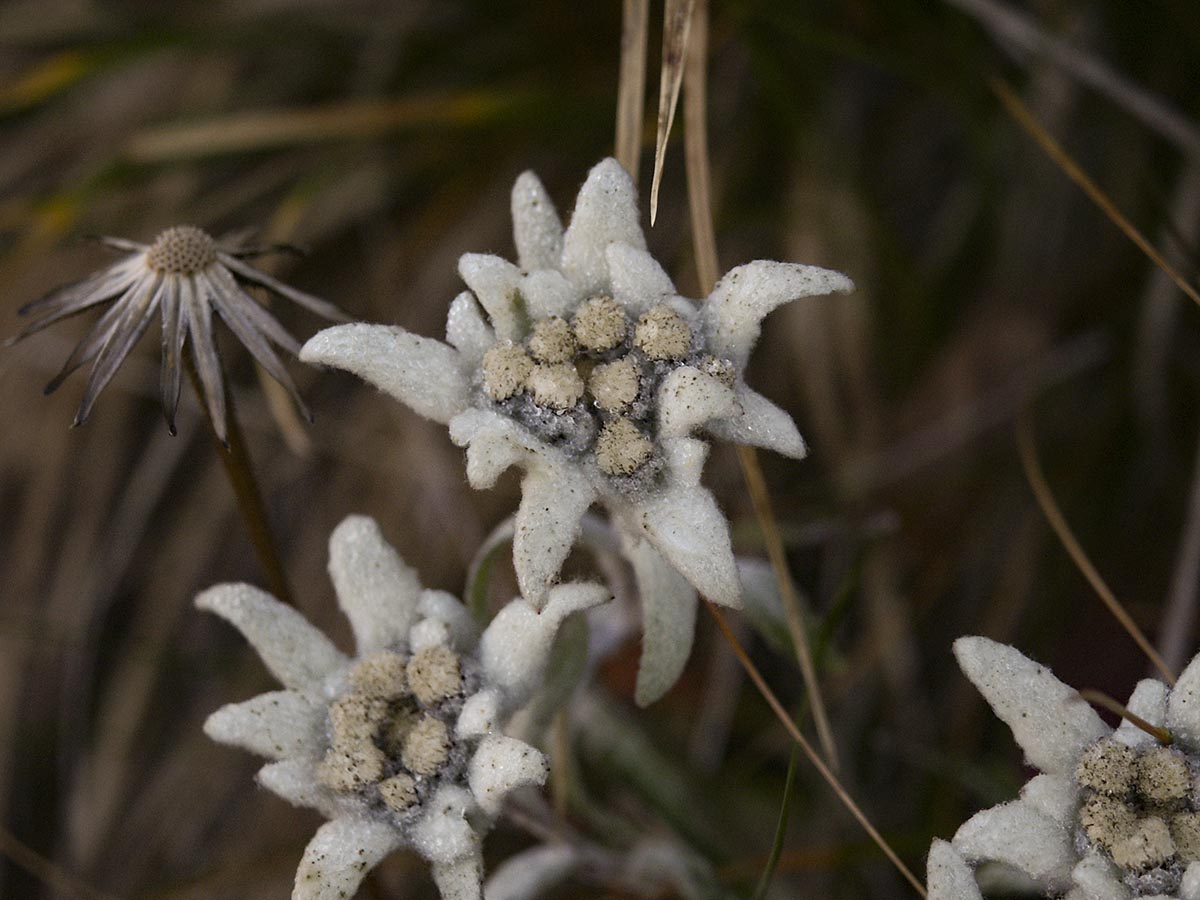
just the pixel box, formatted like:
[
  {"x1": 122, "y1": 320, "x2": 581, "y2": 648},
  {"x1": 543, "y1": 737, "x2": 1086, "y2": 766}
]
[
  {"x1": 928, "y1": 637, "x2": 1200, "y2": 900},
  {"x1": 198, "y1": 515, "x2": 608, "y2": 900},
  {"x1": 301, "y1": 158, "x2": 853, "y2": 704}
]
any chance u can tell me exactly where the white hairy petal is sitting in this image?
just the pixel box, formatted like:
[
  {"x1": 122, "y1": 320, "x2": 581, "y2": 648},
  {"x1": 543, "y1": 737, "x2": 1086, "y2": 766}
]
[
  {"x1": 411, "y1": 785, "x2": 481, "y2": 864},
  {"x1": 458, "y1": 253, "x2": 526, "y2": 342},
  {"x1": 628, "y1": 538, "x2": 698, "y2": 707},
  {"x1": 521, "y1": 269, "x2": 578, "y2": 320},
  {"x1": 1071, "y1": 853, "x2": 1130, "y2": 900},
  {"x1": 702, "y1": 260, "x2": 854, "y2": 368},
  {"x1": 656, "y1": 366, "x2": 738, "y2": 438},
  {"x1": 301, "y1": 324, "x2": 469, "y2": 425},
  {"x1": 607, "y1": 242, "x2": 676, "y2": 316},
  {"x1": 1168, "y1": 654, "x2": 1200, "y2": 750},
  {"x1": 1115, "y1": 678, "x2": 1169, "y2": 748},
  {"x1": 926, "y1": 840, "x2": 982, "y2": 900},
  {"x1": 953, "y1": 636, "x2": 1107, "y2": 775},
  {"x1": 636, "y1": 485, "x2": 741, "y2": 608},
  {"x1": 418, "y1": 589, "x2": 481, "y2": 651},
  {"x1": 446, "y1": 291, "x2": 495, "y2": 368},
  {"x1": 196, "y1": 584, "x2": 347, "y2": 693},
  {"x1": 952, "y1": 800, "x2": 1074, "y2": 890},
  {"x1": 256, "y1": 759, "x2": 338, "y2": 816},
  {"x1": 561, "y1": 158, "x2": 646, "y2": 294},
  {"x1": 293, "y1": 815, "x2": 402, "y2": 900},
  {"x1": 328, "y1": 515, "x2": 423, "y2": 654},
  {"x1": 659, "y1": 437, "x2": 708, "y2": 488},
  {"x1": 479, "y1": 583, "x2": 610, "y2": 702},
  {"x1": 1183, "y1": 862, "x2": 1200, "y2": 900},
  {"x1": 705, "y1": 384, "x2": 807, "y2": 460},
  {"x1": 203, "y1": 690, "x2": 323, "y2": 760},
  {"x1": 433, "y1": 853, "x2": 485, "y2": 900},
  {"x1": 513, "y1": 462, "x2": 596, "y2": 608},
  {"x1": 484, "y1": 844, "x2": 580, "y2": 900},
  {"x1": 1018, "y1": 774, "x2": 1079, "y2": 828},
  {"x1": 456, "y1": 688, "x2": 502, "y2": 739},
  {"x1": 511, "y1": 171, "x2": 563, "y2": 272},
  {"x1": 449, "y1": 409, "x2": 546, "y2": 489},
  {"x1": 468, "y1": 735, "x2": 548, "y2": 816}
]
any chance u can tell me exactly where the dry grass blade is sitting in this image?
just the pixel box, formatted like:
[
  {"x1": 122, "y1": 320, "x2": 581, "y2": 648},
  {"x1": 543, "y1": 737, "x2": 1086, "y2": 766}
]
[
  {"x1": 650, "y1": 0, "x2": 697, "y2": 225},
  {"x1": 1157, "y1": 432, "x2": 1200, "y2": 673},
  {"x1": 706, "y1": 603, "x2": 927, "y2": 897},
  {"x1": 1078, "y1": 689, "x2": 1173, "y2": 745},
  {"x1": 0, "y1": 826, "x2": 120, "y2": 900},
  {"x1": 683, "y1": 0, "x2": 839, "y2": 770},
  {"x1": 1015, "y1": 407, "x2": 1176, "y2": 684},
  {"x1": 125, "y1": 92, "x2": 522, "y2": 161},
  {"x1": 615, "y1": 0, "x2": 650, "y2": 181},
  {"x1": 947, "y1": 0, "x2": 1200, "y2": 157},
  {"x1": 991, "y1": 77, "x2": 1200, "y2": 311}
]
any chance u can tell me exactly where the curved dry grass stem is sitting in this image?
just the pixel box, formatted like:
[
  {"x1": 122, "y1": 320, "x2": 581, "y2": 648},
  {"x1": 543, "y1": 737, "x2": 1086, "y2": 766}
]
[
  {"x1": 991, "y1": 77, "x2": 1200, "y2": 311},
  {"x1": 615, "y1": 0, "x2": 649, "y2": 181},
  {"x1": 706, "y1": 602, "x2": 927, "y2": 897},
  {"x1": 1015, "y1": 408, "x2": 1175, "y2": 684},
  {"x1": 0, "y1": 825, "x2": 120, "y2": 900},
  {"x1": 682, "y1": 0, "x2": 839, "y2": 771},
  {"x1": 1078, "y1": 689, "x2": 1173, "y2": 745},
  {"x1": 649, "y1": 0, "x2": 696, "y2": 225}
]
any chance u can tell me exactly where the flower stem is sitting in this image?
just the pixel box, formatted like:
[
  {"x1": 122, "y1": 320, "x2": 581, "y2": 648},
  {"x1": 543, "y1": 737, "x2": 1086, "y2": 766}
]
[{"x1": 185, "y1": 356, "x2": 293, "y2": 605}]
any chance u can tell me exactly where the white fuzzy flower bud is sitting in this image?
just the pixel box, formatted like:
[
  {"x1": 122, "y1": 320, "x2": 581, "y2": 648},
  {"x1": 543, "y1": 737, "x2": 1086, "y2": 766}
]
[{"x1": 634, "y1": 305, "x2": 691, "y2": 360}]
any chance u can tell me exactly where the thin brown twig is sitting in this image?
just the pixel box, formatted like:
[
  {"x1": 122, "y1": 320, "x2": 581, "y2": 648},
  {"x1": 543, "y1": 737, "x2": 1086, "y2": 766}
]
[
  {"x1": 706, "y1": 602, "x2": 927, "y2": 897},
  {"x1": 1015, "y1": 407, "x2": 1175, "y2": 684},
  {"x1": 0, "y1": 826, "x2": 121, "y2": 900},
  {"x1": 615, "y1": 0, "x2": 649, "y2": 182},
  {"x1": 650, "y1": 0, "x2": 697, "y2": 225},
  {"x1": 991, "y1": 77, "x2": 1200, "y2": 311},
  {"x1": 682, "y1": 0, "x2": 839, "y2": 770},
  {"x1": 1078, "y1": 689, "x2": 1173, "y2": 745},
  {"x1": 184, "y1": 356, "x2": 293, "y2": 605}
]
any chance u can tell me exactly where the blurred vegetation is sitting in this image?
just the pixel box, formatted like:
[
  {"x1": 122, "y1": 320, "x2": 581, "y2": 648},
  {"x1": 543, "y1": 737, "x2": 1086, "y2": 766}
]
[{"x1": 2, "y1": 1, "x2": 1200, "y2": 898}]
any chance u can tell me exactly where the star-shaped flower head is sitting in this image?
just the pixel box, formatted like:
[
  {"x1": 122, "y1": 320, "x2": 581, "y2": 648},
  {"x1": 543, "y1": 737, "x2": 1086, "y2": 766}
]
[
  {"x1": 301, "y1": 159, "x2": 853, "y2": 704},
  {"x1": 198, "y1": 515, "x2": 609, "y2": 900},
  {"x1": 11, "y1": 226, "x2": 349, "y2": 443},
  {"x1": 928, "y1": 636, "x2": 1200, "y2": 899}
]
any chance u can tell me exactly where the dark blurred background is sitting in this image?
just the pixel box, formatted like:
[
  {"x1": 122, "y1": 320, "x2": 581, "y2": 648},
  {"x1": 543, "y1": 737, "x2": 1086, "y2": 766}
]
[{"x1": 2, "y1": 0, "x2": 1199, "y2": 897}]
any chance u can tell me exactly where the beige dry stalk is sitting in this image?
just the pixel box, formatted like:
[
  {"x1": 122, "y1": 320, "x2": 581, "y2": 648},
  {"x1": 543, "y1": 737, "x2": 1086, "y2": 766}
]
[
  {"x1": 615, "y1": 0, "x2": 650, "y2": 182},
  {"x1": 681, "y1": 0, "x2": 839, "y2": 771}
]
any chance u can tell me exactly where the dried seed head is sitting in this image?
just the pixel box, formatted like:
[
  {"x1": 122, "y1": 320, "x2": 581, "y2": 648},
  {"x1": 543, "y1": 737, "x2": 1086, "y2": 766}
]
[
  {"x1": 699, "y1": 355, "x2": 736, "y2": 388},
  {"x1": 526, "y1": 362, "x2": 584, "y2": 410},
  {"x1": 527, "y1": 316, "x2": 578, "y2": 363},
  {"x1": 595, "y1": 418, "x2": 653, "y2": 476},
  {"x1": 1109, "y1": 816, "x2": 1176, "y2": 872},
  {"x1": 379, "y1": 772, "x2": 418, "y2": 812},
  {"x1": 634, "y1": 304, "x2": 691, "y2": 360},
  {"x1": 1172, "y1": 812, "x2": 1200, "y2": 863},
  {"x1": 146, "y1": 225, "x2": 217, "y2": 274},
  {"x1": 380, "y1": 704, "x2": 419, "y2": 756},
  {"x1": 589, "y1": 356, "x2": 640, "y2": 412},
  {"x1": 573, "y1": 295, "x2": 627, "y2": 352},
  {"x1": 317, "y1": 745, "x2": 387, "y2": 792},
  {"x1": 1077, "y1": 739, "x2": 1138, "y2": 796},
  {"x1": 482, "y1": 342, "x2": 533, "y2": 401},
  {"x1": 1081, "y1": 794, "x2": 1138, "y2": 853},
  {"x1": 406, "y1": 644, "x2": 462, "y2": 706},
  {"x1": 401, "y1": 715, "x2": 450, "y2": 776},
  {"x1": 1137, "y1": 747, "x2": 1193, "y2": 805},
  {"x1": 349, "y1": 651, "x2": 409, "y2": 700}
]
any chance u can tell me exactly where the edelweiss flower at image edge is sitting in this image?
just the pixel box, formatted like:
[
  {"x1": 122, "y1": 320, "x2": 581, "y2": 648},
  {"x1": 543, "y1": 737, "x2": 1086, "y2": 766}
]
[
  {"x1": 11, "y1": 226, "x2": 348, "y2": 443},
  {"x1": 197, "y1": 514, "x2": 609, "y2": 900},
  {"x1": 300, "y1": 158, "x2": 853, "y2": 705},
  {"x1": 926, "y1": 637, "x2": 1200, "y2": 900}
]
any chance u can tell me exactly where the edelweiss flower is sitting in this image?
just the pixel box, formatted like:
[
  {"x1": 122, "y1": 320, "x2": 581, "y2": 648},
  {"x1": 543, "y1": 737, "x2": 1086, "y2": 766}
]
[
  {"x1": 301, "y1": 158, "x2": 852, "y2": 704},
  {"x1": 928, "y1": 636, "x2": 1200, "y2": 900},
  {"x1": 198, "y1": 514, "x2": 609, "y2": 900},
  {"x1": 11, "y1": 226, "x2": 348, "y2": 443}
]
